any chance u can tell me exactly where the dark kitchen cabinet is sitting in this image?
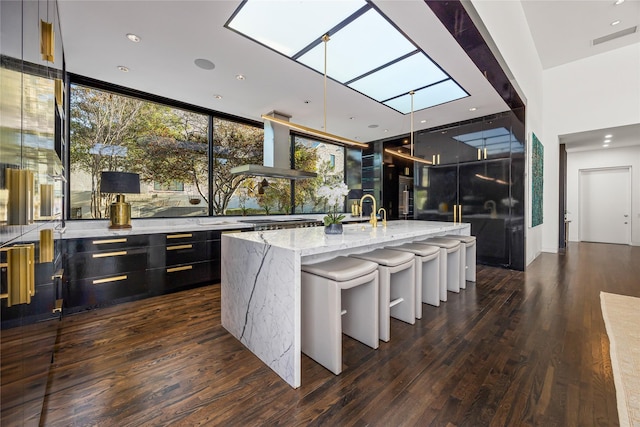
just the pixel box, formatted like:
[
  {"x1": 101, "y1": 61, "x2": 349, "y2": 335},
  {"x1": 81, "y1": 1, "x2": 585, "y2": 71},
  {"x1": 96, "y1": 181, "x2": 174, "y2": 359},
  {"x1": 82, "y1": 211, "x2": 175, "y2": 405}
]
[
  {"x1": 64, "y1": 235, "x2": 152, "y2": 312},
  {"x1": 412, "y1": 110, "x2": 526, "y2": 270},
  {"x1": 147, "y1": 230, "x2": 223, "y2": 295}
]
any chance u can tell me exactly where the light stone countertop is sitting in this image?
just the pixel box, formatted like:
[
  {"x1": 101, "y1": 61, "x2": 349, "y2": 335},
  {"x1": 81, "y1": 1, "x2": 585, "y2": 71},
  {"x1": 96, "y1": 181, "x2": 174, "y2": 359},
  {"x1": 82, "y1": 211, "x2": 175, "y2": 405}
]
[{"x1": 227, "y1": 220, "x2": 468, "y2": 259}]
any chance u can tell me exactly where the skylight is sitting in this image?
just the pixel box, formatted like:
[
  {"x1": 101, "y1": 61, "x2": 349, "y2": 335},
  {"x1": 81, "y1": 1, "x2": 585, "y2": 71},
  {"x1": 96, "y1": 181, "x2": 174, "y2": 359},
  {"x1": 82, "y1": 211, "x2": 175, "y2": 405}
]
[{"x1": 226, "y1": 0, "x2": 468, "y2": 115}]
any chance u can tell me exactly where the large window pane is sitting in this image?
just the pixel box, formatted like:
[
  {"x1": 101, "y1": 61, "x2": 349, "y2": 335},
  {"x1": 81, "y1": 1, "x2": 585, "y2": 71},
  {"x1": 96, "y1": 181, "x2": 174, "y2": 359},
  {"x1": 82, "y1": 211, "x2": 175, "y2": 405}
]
[
  {"x1": 211, "y1": 117, "x2": 266, "y2": 215},
  {"x1": 294, "y1": 136, "x2": 345, "y2": 214},
  {"x1": 69, "y1": 85, "x2": 209, "y2": 219}
]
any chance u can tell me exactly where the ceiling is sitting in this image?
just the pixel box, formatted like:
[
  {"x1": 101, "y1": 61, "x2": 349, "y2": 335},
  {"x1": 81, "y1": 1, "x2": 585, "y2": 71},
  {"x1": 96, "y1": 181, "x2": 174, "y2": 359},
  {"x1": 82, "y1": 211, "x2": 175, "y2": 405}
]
[{"x1": 56, "y1": 0, "x2": 640, "y2": 148}]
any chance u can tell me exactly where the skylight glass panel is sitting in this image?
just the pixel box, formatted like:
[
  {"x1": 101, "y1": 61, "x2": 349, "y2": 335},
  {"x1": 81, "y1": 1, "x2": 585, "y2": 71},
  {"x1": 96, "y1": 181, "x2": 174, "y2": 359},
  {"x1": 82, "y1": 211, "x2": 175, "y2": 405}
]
[
  {"x1": 348, "y1": 52, "x2": 447, "y2": 101},
  {"x1": 227, "y1": 0, "x2": 365, "y2": 57},
  {"x1": 384, "y1": 80, "x2": 468, "y2": 113},
  {"x1": 297, "y1": 8, "x2": 416, "y2": 83}
]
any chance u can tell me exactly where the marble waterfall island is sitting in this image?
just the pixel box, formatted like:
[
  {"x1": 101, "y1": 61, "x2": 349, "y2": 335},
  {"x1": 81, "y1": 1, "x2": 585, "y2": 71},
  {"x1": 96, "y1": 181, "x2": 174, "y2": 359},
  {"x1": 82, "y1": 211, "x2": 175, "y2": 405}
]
[{"x1": 221, "y1": 220, "x2": 470, "y2": 388}]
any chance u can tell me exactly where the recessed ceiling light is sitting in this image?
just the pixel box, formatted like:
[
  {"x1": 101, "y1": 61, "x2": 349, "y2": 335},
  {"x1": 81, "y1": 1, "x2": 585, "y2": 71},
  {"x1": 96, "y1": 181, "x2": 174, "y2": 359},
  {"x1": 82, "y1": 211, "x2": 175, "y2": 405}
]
[
  {"x1": 469, "y1": 107, "x2": 477, "y2": 111},
  {"x1": 236, "y1": 74, "x2": 245, "y2": 80},
  {"x1": 213, "y1": 94, "x2": 223, "y2": 100},
  {"x1": 611, "y1": 20, "x2": 621, "y2": 26},
  {"x1": 368, "y1": 124, "x2": 379, "y2": 129},
  {"x1": 384, "y1": 129, "x2": 389, "y2": 133},
  {"x1": 126, "y1": 33, "x2": 141, "y2": 43},
  {"x1": 194, "y1": 58, "x2": 215, "y2": 70},
  {"x1": 403, "y1": 139, "x2": 409, "y2": 144},
  {"x1": 117, "y1": 65, "x2": 129, "y2": 72},
  {"x1": 605, "y1": 134, "x2": 613, "y2": 138},
  {"x1": 614, "y1": 0, "x2": 625, "y2": 5},
  {"x1": 604, "y1": 139, "x2": 611, "y2": 143},
  {"x1": 603, "y1": 143, "x2": 610, "y2": 147},
  {"x1": 420, "y1": 119, "x2": 427, "y2": 123}
]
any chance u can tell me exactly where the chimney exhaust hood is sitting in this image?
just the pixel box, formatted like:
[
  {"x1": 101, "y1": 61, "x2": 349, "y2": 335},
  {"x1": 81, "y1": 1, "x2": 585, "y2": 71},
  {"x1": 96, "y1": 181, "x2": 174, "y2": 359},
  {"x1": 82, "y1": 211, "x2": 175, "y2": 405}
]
[{"x1": 231, "y1": 111, "x2": 317, "y2": 180}]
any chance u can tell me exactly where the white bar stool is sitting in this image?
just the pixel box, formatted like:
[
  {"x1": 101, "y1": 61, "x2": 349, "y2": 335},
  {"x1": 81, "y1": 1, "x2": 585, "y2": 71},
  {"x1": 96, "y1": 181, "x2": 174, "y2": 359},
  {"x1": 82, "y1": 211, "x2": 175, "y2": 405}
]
[
  {"x1": 301, "y1": 256, "x2": 379, "y2": 375},
  {"x1": 386, "y1": 243, "x2": 440, "y2": 318},
  {"x1": 442, "y1": 234, "x2": 477, "y2": 285},
  {"x1": 415, "y1": 237, "x2": 461, "y2": 301},
  {"x1": 351, "y1": 248, "x2": 415, "y2": 342}
]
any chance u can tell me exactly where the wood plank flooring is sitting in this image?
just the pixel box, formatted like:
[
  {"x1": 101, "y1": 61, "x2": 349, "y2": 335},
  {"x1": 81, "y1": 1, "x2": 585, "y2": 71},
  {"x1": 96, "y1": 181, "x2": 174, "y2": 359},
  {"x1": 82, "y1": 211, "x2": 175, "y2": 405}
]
[{"x1": 35, "y1": 242, "x2": 640, "y2": 426}]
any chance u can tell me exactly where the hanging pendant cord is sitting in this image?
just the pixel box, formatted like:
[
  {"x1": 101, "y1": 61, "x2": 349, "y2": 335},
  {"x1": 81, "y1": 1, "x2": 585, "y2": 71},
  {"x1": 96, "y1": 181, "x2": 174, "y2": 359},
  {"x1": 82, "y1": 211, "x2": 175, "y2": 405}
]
[
  {"x1": 410, "y1": 91, "x2": 415, "y2": 157},
  {"x1": 322, "y1": 34, "x2": 330, "y2": 133}
]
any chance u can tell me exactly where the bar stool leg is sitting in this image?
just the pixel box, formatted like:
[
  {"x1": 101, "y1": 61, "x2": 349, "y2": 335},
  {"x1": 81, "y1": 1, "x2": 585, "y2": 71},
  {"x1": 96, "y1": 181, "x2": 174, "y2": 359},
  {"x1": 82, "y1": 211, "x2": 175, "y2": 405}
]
[{"x1": 301, "y1": 272, "x2": 342, "y2": 374}]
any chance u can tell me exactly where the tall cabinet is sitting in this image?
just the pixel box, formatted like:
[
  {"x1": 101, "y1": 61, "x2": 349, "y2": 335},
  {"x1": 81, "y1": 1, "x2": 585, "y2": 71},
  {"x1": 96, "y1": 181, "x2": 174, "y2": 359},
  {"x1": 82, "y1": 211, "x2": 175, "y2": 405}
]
[
  {"x1": 1, "y1": 0, "x2": 66, "y2": 424},
  {"x1": 413, "y1": 111, "x2": 525, "y2": 270}
]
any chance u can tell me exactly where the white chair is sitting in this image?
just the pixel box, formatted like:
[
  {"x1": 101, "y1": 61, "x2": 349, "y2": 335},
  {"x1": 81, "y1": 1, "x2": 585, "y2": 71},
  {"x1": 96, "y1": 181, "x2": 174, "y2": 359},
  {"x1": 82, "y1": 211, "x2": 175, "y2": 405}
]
[
  {"x1": 415, "y1": 237, "x2": 461, "y2": 301},
  {"x1": 386, "y1": 243, "x2": 440, "y2": 317},
  {"x1": 351, "y1": 248, "x2": 415, "y2": 342},
  {"x1": 441, "y1": 235, "x2": 477, "y2": 286},
  {"x1": 301, "y1": 256, "x2": 379, "y2": 375}
]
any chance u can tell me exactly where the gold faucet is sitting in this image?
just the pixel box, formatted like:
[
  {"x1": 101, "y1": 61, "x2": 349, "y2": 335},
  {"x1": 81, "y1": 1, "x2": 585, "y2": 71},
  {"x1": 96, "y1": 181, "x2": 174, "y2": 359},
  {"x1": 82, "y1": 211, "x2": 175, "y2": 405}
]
[
  {"x1": 378, "y1": 208, "x2": 387, "y2": 227},
  {"x1": 359, "y1": 194, "x2": 377, "y2": 228}
]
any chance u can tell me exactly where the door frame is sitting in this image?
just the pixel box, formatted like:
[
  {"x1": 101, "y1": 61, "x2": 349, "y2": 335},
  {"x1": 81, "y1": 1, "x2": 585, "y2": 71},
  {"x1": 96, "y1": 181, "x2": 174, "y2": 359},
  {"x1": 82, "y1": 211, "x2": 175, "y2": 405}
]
[{"x1": 578, "y1": 165, "x2": 632, "y2": 244}]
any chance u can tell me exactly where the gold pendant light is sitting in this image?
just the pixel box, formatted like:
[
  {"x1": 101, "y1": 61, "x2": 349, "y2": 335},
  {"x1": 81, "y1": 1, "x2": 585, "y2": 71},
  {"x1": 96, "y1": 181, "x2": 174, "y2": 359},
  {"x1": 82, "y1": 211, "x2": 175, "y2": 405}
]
[
  {"x1": 262, "y1": 34, "x2": 367, "y2": 149},
  {"x1": 385, "y1": 90, "x2": 432, "y2": 165}
]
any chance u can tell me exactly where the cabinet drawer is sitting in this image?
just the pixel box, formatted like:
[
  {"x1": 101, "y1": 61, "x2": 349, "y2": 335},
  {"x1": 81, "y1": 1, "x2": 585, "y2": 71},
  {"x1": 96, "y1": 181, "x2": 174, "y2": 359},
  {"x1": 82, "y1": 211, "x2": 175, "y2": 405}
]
[
  {"x1": 164, "y1": 241, "x2": 215, "y2": 266},
  {"x1": 65, "y1": 235, "x2": 150, "y2": 254},
  {"x1": 65, "y1": 247, "x2": 148, "y2": 280},
  {"x1": 164, "y1": 260, "x2": 220, "y2": 290},
  {"x1": 65, "y1": 270, "x2": 148, "y2": 309}
]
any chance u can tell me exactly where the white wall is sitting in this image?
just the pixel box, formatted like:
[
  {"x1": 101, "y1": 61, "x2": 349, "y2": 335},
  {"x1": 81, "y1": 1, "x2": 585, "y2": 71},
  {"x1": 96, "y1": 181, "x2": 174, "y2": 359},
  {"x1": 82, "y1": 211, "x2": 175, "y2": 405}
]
[
  {"x1": 543, "y1": 44, "x2": 640, "y2": 252},
  {"x1": 566, "y1": 145, "x2": 640, "y2": 246},
  {"x1": 470, "y1": 0, "x2": 544, "y2": 266}
]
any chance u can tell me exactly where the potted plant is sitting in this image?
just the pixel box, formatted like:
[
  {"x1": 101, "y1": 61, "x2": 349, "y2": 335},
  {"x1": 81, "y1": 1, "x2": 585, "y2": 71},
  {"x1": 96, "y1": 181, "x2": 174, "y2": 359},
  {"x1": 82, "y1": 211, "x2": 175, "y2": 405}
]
[{"x1": 317, "y1": 182, "x2": 349, "y2": 234}]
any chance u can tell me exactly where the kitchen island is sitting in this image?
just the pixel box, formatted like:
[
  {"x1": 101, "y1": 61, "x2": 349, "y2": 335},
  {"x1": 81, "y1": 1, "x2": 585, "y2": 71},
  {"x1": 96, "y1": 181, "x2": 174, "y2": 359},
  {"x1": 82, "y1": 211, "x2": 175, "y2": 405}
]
[{"x1": 221, "y1": 220, "x2": 470, "y2": 388}]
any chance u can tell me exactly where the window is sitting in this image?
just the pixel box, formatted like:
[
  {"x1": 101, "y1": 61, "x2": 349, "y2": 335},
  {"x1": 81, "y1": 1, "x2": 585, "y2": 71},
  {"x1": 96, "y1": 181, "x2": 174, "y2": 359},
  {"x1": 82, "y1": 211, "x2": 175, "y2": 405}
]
[
  {"x1": 69, "y1": 81, "x2": 356, "y2": 219},
  {"x1": 294, "y1": 136, "x2": 345, "y2": 214},
  {"x1": 69, "y1": 84, "x2": 209, "y2": 219}
]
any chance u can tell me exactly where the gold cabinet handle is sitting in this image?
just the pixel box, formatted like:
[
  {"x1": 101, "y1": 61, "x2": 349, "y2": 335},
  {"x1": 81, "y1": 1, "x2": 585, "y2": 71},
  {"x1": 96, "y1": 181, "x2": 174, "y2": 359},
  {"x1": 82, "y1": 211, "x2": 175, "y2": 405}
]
[
  {"x1": 167, "y1": 233, "x2": 192, "y2": 239},
  {"x1": 52, "y1": 269, "x2": 64, "y2": 280},
  {"x1": 459, "y1": 204, "x2": 463, "y2": 222},
  {"x1": 478, "y1": 148, "x2": 482, "y2": 160},
  {"x1": 484, "y1": 147, "x2": 487, "y2": 159},
  {"x1": 1, "y1": 244, "x2": 35, "y2": 306},
  {"x1": 40, "y1": 229, "x2": 54, "y2": 263},
  {"x1": 93, "y1": 275, "x2": 127, "y2": 285},
  {"x1": 92, "y1": 238, "x2": 127, "y2": 245},
  {"x1": 167, "y1": 265, "x2": 193, "y2": 273},
  {"x1": 453, "y1": 204, "x2": 457, "y2": 223},
  {"x1": 166, "y1": 244, "x2": 193, "y2": 251},
  {"x1": 92, "y1": 251, "x2": 127, "y2": 258}
]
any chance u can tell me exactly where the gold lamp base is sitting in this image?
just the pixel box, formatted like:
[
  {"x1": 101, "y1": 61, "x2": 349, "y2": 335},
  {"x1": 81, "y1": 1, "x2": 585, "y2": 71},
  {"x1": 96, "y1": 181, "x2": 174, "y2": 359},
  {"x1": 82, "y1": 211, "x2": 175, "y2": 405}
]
[{"x1": 109, "y1": 194, "x2": 132, "y2": 229}]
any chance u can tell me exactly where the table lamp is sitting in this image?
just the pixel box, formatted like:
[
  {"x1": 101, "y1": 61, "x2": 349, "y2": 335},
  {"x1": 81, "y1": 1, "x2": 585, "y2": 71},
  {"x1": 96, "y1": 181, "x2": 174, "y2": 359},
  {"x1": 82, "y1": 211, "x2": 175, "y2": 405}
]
[{"x1": 100, "y1": 171, "x2": 140, "y2": 229}]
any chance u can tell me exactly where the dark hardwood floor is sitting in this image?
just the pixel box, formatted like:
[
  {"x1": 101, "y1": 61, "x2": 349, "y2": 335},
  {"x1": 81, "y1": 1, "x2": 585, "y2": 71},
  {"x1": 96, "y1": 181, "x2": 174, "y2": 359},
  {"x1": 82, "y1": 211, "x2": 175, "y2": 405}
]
[{"x1": 36, "y1": 242, "x2": 639, "y2": 426}]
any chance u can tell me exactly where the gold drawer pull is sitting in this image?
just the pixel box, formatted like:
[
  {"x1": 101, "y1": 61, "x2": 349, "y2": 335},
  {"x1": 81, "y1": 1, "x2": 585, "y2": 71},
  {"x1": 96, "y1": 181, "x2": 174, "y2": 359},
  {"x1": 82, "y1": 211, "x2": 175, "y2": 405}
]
[
  {"x1": 53, "y1": 299, "x2": 63, "y2": 313},
  {"x1": 93, "y1": 275, "x2": 127, "y2": 285},
  {"x1": 167, "y1": 244, "x2": 192, "y2": 251},
  {"x1": 167, "y1": 233, "x2": 192, "y2": 239},
  {"x1": 167, "y1": 265, "x2": 193, "y2": 273},
  {"x1": 222, "y1": 230, "x2": 242, "y2": 234},
  {"x1": 92, "y1": 238, "x2": 127, "y2": 245},
  {"x1": 92, "y1": 251, "x2": 127, "y2": 258}
]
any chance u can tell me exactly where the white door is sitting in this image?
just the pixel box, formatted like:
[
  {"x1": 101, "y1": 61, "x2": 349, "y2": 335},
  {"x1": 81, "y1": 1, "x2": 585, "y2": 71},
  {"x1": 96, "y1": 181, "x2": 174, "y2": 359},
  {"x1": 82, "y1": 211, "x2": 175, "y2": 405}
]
[{"x1": 579, "y1": 167, "x2": 631, "y2": 244}]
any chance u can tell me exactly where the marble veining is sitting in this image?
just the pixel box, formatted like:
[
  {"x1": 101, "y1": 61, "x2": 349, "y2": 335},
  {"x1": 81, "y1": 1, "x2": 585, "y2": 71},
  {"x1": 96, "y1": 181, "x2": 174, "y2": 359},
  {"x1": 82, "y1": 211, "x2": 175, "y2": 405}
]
[{"x1": 221, "y1": 220, "x2": 469, "y2": 388}]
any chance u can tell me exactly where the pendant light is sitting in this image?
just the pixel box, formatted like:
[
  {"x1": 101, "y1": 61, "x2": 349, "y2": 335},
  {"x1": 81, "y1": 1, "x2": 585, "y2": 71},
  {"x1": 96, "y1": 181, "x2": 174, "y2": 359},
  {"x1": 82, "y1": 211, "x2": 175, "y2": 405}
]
[
  {"x1": 262, "y1": 34, "x2": 367, "y2": 149},
  {"x1": 384, "y1": 90, "x2": 432, "y2": 165}
]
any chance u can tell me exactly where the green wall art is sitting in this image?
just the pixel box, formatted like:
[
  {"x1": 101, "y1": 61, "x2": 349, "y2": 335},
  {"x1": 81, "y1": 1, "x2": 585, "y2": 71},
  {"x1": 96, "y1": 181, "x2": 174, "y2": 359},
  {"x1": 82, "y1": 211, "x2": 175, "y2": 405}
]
[{"x1": 531, "y1": 133, "x2": 544, "y2": 227}]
